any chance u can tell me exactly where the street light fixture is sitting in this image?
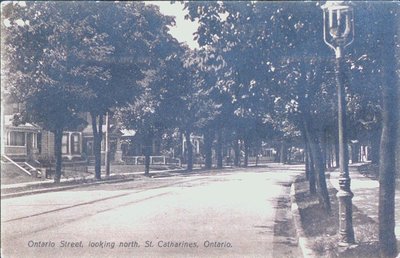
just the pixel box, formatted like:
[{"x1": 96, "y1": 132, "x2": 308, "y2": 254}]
[
  {"x1": 322, "y1": 1, "x2": 354, "y2": 59},
  {"x1": 321, "y1": 1, "x2": 355, "y2": 246}
]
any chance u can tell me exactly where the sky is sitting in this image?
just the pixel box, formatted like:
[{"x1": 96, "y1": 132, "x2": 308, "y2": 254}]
[{"x1": 147, "y1": 1, "x2": 199, "y2": 49}]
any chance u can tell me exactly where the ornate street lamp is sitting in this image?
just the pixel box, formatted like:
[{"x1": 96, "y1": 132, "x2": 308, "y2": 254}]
[
  {"x1": 322, "y1": 1, "x2": 354, "y2": 58},
  {"x1": 321, "y1": 1, "x2": 355, "y2": 246}
]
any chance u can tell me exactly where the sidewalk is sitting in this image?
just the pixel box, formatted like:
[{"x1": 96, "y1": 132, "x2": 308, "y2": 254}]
[
  {"x1": 2, "y1": 170, "x2": 143, "y2": 190},
  {"x1": 0, "y1": 168, "x2": 189, "y2": 199},
  {"x1": 329, "y1": 163, "x2": 400, "y2": 242}
]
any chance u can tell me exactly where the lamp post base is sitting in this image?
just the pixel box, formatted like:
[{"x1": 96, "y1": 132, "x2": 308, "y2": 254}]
[{"x1": 337, "y1": 177, "x2": 355, "y2": 245}]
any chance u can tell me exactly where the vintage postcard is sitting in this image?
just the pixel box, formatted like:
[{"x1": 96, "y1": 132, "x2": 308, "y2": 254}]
[{"x1": 1, "y1": 1, "x2": 399, "y2": 257}]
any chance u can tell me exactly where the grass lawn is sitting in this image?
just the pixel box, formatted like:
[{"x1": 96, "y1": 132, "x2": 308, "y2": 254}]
[
  {"x1": 295, "y1": 176, "x2": 380, "y2": 257},
  {"x1": 1, "y1": 163, "x2": 48, "y2": 185},
  {"x1": 1, "y1": 163, "x2": 182, "y2": 186}
]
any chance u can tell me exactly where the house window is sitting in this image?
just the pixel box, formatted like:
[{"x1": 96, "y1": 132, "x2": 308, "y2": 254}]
[
  {"x1": 71, "y1": 133, "x2": 81, "y2": 154},
  {"x1": 62, "y1": 134, "x2": 69, "y2": 154},
  {"x1": 8, "y1": 131, "x2": 25, "y2": 146},
  {"x1": 31, "y1": 133, "x2": 37, "y2": 148}
]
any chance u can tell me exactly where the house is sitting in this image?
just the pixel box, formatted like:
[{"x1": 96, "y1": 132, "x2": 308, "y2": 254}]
[
  {"x1": 2, "y1": 93, "x2": 193, "y2": 169},
  {"x1": 1, "y1": 94, "x2": 85, "y2": 164},
  {"x1": 3, "y1": 114, "x2": 40, "y2": 161},
  {"x1": 81, "y1": 119, "x2": 123, "y2": 164}
]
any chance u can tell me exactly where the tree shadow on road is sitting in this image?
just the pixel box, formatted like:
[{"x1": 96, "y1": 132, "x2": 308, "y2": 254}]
[{"x1": 272, "y1": 193, "x2": 301, "y2": 257}]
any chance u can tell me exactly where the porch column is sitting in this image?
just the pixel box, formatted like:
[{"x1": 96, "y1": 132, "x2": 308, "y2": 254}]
[{"x1": 114, "y1": 137, "x2": 124, "y2": 164}]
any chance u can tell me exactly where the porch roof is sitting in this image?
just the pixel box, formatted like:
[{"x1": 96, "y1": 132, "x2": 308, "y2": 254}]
[{"x1": 3, "y1": 115, "x2": 40, "y2": 132}]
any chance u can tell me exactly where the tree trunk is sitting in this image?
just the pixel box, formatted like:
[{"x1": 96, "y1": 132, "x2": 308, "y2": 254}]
[
  {"x1": 295, "y1": 60, "x2": 330, "y2": 212},
  {"x1": 204, "y1": 129, "x2": 213, "y2": 169},
  {"x1": 305, "y1": 142, "x2": 310, "y2": 180},
  {"x1": 327, "y1": 143, "x2": 332, "y2": 168},
  {"x1": 309, "y1": 136, "x2": 331, "y2": 213},
  {"x1": 308, "y1": 145, "x2": 317, "y2": 195},
  {"x1": 185, "y1": 131, "x2": 193, "y2": 172},
  {"x1": 105, "y1": 112, "x2": 110, "y2": 177},
  {"x1": 93, "y1": 134, "x2": 102, "y2": 179},
  {"x1": 53, "y1": 129, "x2": 63, "y2": 183},
  {"x1": 279, "y1": 141, "x2": 287, "y2": 164},
  {"x1": 243, "y1": 139, "x2": 249, "y2": 167},
  {"x1": 398, "y1": 66, "x2": 400, "y2": 180},
  {"x1": 216, "y1": 129, "x2": 223, "y2": 169},
  {"x1": 330, "y1": 144, "x2": 335, "y2": 168},
  {"x1": 144, "y1": 134, "x2": 152, "y2": 176},
  {"x1": 305, "y1": 142, "x2": 317, "y2": 194},
  {"x1": 379, "y1": 106, "x2": 398, "y2": 258},
  {"x1": 91, "y1": 113, "x2": 103, "y2": 180},
  {"x1": 371, "y1": 128, "x2": 381, "y2": 164},
  {"x1": 378, "y1": 6, "x2": 398, "y2": 257},
  {"x1": 302, "y1": 125, "x2": 317, "y2": 195},
  {"x1": 234, "y1": 137, "x2": 240, "y2": 167},
  {"x1": 287, "y1": 147, "x2": 292, "y2": 164},
  {"x1": 320, "y1": 133, "x2": 327, "y2": 169},
  {"x1": 304, "y1": 120, "x2": 331, "y2": 213},
  {"x1": 274, "y1": 142, "x2": 280, "y2": 162}
]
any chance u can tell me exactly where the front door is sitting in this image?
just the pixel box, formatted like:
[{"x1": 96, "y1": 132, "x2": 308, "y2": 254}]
[{"x1": 26, "y1": 133, "x2": 38, "y2": 160}]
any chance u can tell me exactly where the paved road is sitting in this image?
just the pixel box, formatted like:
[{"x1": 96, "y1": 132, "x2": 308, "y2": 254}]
[{"x1": 1, "y1": 165, "x2": 303, "y2": 258}]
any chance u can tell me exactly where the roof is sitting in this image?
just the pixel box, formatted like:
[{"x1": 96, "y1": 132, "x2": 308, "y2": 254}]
[
  {"x1": 3, "y1": 115, "x2": 40, "y2": 132},
  {"x1": 120, "y1": 129, "x2": 136, "y2": 137},
  {"x1": 82, "y1": 124, "x2": 108, "y2": 135},
  {"x1": 82, "y1": 124, "x2": 131, "y2": 137}
]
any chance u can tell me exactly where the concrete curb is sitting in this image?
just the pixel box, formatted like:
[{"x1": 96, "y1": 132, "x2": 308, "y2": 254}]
[
  {"x1": 290, "y1": 178, "x2": 317, "y2": 258},
  {"x1": 1, "y1": 177, "x2": 136, "y2": 199}
]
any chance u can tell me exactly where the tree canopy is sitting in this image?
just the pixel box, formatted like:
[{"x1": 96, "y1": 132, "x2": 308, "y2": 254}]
[{"x1": 2, "y1": 2, "x2": 399, "y2": 253}]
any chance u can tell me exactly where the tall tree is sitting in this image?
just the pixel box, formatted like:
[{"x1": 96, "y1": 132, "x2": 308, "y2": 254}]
[
  {"x1": 115, "y1": 19, "x2": 183, "y2": 175},
  {"x1": 177, "y1": 48, "x2": 221, "y2": 171},
  {"x1": 116, "y1": 80, "x2": 167, "y2": 175},
  {"x1": 76, "y1": 2, "x2": 175, "y2": 179},
  {"x1": 377, "y1": 3, "x2": 399, "y2": 257},
  {"x1": 1, "y1": 2, "x2": 110, "y2": 182},
  {"x1": 184, "y1": 2, "x2": 277, "y2": 169}
]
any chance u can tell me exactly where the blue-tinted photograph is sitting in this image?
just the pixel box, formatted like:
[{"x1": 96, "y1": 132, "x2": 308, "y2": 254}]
[{"x1": 1, "y1": 1, "x2": 399, "y2": 257}]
